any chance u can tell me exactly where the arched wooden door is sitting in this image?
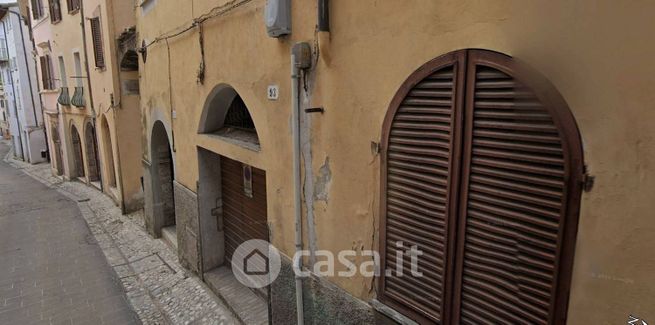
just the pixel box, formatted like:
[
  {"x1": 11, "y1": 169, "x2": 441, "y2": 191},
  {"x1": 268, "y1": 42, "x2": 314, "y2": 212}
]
[
  {"x1": 85, "y1": 123, "x2": 101, "y2": 182},
  {"x1": 71, "y1": 125, "x2": 85, "y2": 178},
  {"x1": 378, "y1": 49, "x2": 584, "y2": 324}
]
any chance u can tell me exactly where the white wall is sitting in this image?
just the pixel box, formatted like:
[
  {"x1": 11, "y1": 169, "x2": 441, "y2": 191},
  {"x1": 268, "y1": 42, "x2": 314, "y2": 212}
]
[{"x1": 2, "y1": 7, "x2": 46, "y2": 163}]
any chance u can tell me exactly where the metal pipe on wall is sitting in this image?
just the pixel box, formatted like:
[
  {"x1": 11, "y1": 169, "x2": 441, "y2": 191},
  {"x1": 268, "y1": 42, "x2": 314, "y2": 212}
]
[
  {"x1": 291, "y1": 51, "x2": 305, "y2": 325},
  {"x1": 318, "y1": 0, "x2": 329, "y2": 32}
]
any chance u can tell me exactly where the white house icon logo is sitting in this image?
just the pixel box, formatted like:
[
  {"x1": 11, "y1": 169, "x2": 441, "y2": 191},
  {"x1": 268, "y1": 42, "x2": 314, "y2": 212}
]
[
  {"x1": 629, "y1": 315, "x2": 648, "y2": 325},
  {"x1": 243, "y1": 249, "x2": 269, "y2": 276},
  {"x1": 232, "y1": 239, "x2": 281, "y2": 288}
]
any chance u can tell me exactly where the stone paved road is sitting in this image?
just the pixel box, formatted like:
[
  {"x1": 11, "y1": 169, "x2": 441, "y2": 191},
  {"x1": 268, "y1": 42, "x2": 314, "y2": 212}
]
[{"x1": 0, "y1": 142, "x2": 140, "y2": 325}]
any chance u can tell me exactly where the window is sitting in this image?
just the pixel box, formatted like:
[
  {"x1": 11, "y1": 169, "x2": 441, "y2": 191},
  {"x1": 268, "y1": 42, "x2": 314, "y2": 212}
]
[
  {"x1": 66, "y1": 0, "x2": 80, "y2": 13},
  {"x1": 30, "y1": 0, "x2": 44, "y2": 20},
  {"x1": 73, "y1": 52, "x2": 82, "y2": 86},
  {"x1": 378, "y1": 49, "x2": 584, "y2": 324},
  {"x1": 58, "y1": 56, "x2": 67, "y2": 87},
  {"x1": 49, "y1": 0, "x2": 62, "y2": 23},
  {"x1": 89, "y1": 17, "x2": 105, "y2": 69},
  {"x1": 39, "y1": 55, "x2": 55, "y2": 90}
]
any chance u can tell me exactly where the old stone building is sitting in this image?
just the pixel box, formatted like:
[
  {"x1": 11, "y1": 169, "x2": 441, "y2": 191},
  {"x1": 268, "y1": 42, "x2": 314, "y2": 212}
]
[
  {"x1": 27, "y1": 0, "x2": 142, "y2": 213},
  {"x1": 138, "y1": 0, "x2": 655, "y2": 324}
]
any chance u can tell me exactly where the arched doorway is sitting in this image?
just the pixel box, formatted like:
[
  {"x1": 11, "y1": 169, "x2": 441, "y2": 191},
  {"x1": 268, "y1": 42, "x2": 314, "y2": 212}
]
[
  {"x1": 51, "y1": 125, "x2": 63, "y2": 176},
  {"x1": 100, "y1": 118, "x2": 117, "y2": 188},
  {"x1": 378, "y1": 49, "x2": 583, "y2": 324},
  {"x1": 85, "y1": 122, "x2": 101, "y2": 185},
  {"x1": 196, "y1": 85, "x2": 268, "y2": 321},
  {"x1": 150, "y1": 121, "x2": 176, "y2": 238},
  {"x1": 70, "y1": 124, "x2": 85, "y2": 178}
]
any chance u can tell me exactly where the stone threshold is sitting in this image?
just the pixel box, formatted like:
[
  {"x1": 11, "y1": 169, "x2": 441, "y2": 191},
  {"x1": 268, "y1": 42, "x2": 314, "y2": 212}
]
[
  {"x1": 204, "y1": 266, "x2": 268, "y2": 325},
  {"x1": 161, "y1": 225, "x2": 178, "y2": 251}
]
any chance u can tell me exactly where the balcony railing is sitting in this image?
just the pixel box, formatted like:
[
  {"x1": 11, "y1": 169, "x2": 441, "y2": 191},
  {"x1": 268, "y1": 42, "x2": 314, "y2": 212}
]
[
  {"x1": 71, "y1": 86, "x2": 85, "y2": 107},
  {"x1": 0, "y1": 47, "x2": 8, "y2": 62},
  {"x1": 57, "y1": 87, "x2": 71, "y2": 106}
]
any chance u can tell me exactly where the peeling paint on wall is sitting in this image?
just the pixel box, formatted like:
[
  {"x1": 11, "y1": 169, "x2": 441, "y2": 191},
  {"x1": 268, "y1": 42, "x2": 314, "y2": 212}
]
[{"x1": 314, "y1": 157, "x2": 331, "y2": 202}]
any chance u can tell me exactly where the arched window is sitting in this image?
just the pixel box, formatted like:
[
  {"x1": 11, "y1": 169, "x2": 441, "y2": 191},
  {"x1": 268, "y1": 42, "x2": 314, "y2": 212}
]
[
  {"x1": 379, "y1": 49, "x2": 583, "y2": 324},
  {"x1": 198, "y1": 85, "x2": 260, "y2": 150}
]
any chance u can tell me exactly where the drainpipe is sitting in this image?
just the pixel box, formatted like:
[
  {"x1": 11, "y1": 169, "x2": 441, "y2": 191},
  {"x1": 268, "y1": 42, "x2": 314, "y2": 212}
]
[
  {"x1": 317, "y1": 0, "x2": 329, "y2": 32},
  {"x1": 317, "y1": 0, "x2": 331, "y2": 64},
  {"x1": 79, "y1": 0, "x2": 103, "y2": 192},
  {"x1": 291, "y1": 42, "x2": 311, "y2": 325},
  {"x1": 2, "y1": 20, "x2": 24, "y2": 160}
]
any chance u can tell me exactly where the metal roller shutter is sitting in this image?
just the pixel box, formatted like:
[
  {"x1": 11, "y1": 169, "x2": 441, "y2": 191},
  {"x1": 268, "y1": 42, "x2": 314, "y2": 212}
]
[{"x1": 220, "y1": 156, "x2": 268, "y2": 263}]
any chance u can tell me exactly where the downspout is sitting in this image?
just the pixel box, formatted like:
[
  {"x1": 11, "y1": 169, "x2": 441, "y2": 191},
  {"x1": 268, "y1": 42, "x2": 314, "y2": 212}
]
[
  {"x1": 291, "y1": 42, "x2": 311, "y2": 325},
  {"x1": 2, "y1": 20, "x2": 24, "y2": 160},
  {"x1": 79, "y1": 0, "x2": 103, "y2": 192}
]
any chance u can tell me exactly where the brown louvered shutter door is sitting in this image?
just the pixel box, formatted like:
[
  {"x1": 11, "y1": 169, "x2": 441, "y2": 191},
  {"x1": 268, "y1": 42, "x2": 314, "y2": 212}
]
[
  {"x1": 452, "y1": 50, "x2": 582, "y2": 324},
  {"x1": 90, "y1": 18, "x2": 105, "y2": 68},
  {"x1": 380, "y1": 49, "x2": 583, "y2": 324},
  {"x1": 379, "y1": 51, "x2": 466, "y2": 323}
]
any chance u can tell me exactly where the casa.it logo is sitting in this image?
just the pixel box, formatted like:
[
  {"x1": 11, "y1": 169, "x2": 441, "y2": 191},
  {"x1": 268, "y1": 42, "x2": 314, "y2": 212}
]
[
  {"x1": 231, "y1": 239, "x2": 281, "y2": 288},
  {"x1": 233, "y1": 239, "x2": 425, "y2": 289},
  {"x1": 629, "y1": 315, "x2": 648, "y2": 325}
]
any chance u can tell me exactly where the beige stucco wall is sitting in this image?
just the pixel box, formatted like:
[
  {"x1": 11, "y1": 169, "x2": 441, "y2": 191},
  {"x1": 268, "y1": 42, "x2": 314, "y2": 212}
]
[
  {"x1": 29, "y1": 0, "x2": 141, "y2": 210},
  {"x1": 83, "y1": 0, "x2": 142, "y2": 211},
  {"x1": 138, "y1": 0, "x2": 655, "y2": 323},
  {"x1": 30, "y1": 1, "x2": 95, "y2": 181}
]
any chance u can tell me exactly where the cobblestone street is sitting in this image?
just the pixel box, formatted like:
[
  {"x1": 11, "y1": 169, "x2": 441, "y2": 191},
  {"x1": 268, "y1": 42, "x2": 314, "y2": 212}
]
[{"x1": 1, "y1": 141, "x2": 238, "y2": 324}]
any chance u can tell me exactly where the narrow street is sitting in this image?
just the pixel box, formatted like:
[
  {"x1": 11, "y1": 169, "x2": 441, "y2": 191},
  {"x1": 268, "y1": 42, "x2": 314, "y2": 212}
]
[{"x1": 0, "y1": 142, "x2": 140, "y2": 324}]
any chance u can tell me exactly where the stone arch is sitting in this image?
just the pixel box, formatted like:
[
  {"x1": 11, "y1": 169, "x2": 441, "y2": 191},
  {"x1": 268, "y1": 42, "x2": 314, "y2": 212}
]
[
  {"x1": 120, "y1": 49, "x2": 139, "y2": 71},
  {"x1": 84, "y1": 121, "x2": 101, "y2": 183},
  {"x1": 197, "y1": 84, "x2": 260, "y2": 151},
  {"x1": 149, "y1": 120, "x2": 176, "y2": 237},
  {"x1": 195, "y1": 84, "x2": 269, "y2": 316},
  {"x1": 70, "y1": 124, "x2": 85, "y2": 178},
  {"x1": 99, "y1": 116, "x2": 117, "y2": 188}
]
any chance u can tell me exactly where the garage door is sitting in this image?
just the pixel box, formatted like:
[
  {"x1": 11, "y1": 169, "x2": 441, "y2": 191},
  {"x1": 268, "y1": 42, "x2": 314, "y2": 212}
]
[{"x1": 220, "y1": 156, "x2": 268, "y2": 262}]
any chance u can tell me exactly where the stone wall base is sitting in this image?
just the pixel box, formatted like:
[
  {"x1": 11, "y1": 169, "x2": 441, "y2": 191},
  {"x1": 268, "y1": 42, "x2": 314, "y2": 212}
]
[
  {"x1": 270, "y1": 256, "x2": 398, "y2": 325},
  {"x1": 173, "y1": 181, "x2": 200, "y2": 274}
]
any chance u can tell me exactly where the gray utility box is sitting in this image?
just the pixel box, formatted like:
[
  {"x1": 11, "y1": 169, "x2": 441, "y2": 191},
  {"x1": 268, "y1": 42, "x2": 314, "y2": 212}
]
[{"x1": 265, "y1": 0, "x2": 291, "y2": 37}]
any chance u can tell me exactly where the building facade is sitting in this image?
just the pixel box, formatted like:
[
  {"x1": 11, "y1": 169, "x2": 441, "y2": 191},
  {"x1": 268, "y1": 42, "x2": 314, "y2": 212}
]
[
  {"x1": 27, "y1": 0, "x2": 142, "y2": 213},
  {"x1": 138, "y1": 1, "x2": 655, "y2": 324},
  {"x1": 0, "y1": 3, "x2": 46, "y2": 163}
]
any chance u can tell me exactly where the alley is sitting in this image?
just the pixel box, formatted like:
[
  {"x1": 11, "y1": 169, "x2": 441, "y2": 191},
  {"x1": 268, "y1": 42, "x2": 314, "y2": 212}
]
[{"x1": 0, "y1": 142, "x2": 140, "y2": 324}]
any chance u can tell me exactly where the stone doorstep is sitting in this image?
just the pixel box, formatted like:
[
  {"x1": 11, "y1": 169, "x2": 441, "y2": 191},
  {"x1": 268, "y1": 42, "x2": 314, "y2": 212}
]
[
  {"x1": 161, "y1": 225, "x2": 178, "y2": 251},
  {"x1": 204, "y1": 267, "x2": 268, "y2": 325}
]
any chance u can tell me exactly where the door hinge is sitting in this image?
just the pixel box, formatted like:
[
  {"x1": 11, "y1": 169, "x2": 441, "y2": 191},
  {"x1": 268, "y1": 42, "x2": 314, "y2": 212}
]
[
  {"x1": 371, "y1": 141, "x2": 380, "y2": 155},
  {"x1": 582, "y1": 170, "x2": 595, "y2": 192}
]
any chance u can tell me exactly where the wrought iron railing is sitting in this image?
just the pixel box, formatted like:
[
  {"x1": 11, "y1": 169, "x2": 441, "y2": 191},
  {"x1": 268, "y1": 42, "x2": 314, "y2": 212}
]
[
  {"x1": 57, "y1": 87, "x2": 70, "y2": 106},
  {"x1": 71, "y1": 86, "x2": 85, "y2": 107}
]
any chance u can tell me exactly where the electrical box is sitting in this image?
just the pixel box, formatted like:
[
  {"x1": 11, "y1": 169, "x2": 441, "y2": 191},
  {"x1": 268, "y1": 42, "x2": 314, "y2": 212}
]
[{"x1": 265, "y1": 0, "x2": 291, "y2": 38}]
